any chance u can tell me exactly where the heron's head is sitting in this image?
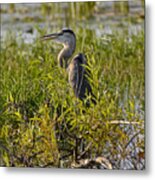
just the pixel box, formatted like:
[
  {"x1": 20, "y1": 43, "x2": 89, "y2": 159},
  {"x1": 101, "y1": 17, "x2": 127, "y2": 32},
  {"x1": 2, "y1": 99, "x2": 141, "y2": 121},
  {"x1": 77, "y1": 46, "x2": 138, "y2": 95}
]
[{"x1": 41, "y1": 28, "x2": 76, "y2": 47}]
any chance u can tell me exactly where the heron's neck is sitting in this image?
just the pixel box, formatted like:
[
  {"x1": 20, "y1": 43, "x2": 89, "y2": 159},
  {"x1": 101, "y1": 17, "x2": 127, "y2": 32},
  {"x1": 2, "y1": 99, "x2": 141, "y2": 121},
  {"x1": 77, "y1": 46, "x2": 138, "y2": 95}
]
[{"x1": 58, "y1": 42, "x2": 76, "y2": 68}]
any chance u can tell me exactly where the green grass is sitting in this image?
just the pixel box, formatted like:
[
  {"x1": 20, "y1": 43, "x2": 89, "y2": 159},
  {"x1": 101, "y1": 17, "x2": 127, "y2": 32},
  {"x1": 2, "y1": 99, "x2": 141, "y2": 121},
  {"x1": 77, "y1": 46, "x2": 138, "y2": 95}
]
[{"x1": 0, "y1": 28, "x2": 144, "y2": 169}]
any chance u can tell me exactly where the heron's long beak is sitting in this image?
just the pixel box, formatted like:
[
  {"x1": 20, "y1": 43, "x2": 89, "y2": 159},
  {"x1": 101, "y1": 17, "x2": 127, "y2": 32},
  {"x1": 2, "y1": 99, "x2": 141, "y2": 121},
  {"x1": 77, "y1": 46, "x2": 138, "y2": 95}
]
[{"x1": 40, "y1": 32, "x2": 61, "y2": 41}]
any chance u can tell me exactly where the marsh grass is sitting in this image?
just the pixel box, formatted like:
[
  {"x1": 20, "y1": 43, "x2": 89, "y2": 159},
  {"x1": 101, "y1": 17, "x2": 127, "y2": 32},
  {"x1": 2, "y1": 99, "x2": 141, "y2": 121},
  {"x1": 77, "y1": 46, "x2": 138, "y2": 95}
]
[{"x1": 0, "y1": 28, "x2": 144, "y2": 169}]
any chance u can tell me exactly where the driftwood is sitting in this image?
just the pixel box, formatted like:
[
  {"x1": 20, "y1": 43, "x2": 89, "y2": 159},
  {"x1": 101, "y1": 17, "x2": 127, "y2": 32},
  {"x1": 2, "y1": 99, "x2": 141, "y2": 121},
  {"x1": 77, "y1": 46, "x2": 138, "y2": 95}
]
[
  {"x1": 71, "y1": 156, "x2": 112, "y2": 169},
  {"x1": 108, "y1": 120, "x2": 141, "y2": 125}
]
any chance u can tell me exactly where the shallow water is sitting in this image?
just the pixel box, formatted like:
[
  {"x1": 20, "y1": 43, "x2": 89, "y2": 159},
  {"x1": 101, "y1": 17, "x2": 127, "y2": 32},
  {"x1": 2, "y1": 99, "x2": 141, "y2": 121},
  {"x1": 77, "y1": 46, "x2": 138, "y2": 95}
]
[{"x1": 1, "y1": 1, "x2": 144, "y2": 44}]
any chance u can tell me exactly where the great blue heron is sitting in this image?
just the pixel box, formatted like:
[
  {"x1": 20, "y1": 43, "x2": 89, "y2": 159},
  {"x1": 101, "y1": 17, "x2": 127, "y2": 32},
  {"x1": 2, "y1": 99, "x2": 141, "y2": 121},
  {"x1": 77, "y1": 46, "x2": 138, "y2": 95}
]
[{"x1": 41, "y1": 28, "x2": 96, "y2": 105}]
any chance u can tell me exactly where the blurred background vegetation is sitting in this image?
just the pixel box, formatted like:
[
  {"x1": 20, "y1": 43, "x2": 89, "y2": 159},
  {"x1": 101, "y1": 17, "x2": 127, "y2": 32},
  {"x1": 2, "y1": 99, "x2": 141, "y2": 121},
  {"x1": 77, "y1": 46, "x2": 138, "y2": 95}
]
[{"x1": 0, "y1": 1, "x2": 144, "y2": 169}]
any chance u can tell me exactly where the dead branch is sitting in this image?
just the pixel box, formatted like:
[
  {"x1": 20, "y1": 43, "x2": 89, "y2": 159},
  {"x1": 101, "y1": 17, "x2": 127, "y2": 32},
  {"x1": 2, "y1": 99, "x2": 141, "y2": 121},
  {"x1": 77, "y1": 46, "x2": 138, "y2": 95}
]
[{"x1": 71, "y1": 156, "x2": 112, "y2": 169}]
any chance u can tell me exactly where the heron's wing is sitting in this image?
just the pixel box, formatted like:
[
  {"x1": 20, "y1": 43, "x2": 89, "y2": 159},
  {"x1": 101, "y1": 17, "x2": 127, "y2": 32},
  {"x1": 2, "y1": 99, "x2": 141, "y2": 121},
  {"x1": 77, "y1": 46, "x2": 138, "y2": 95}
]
[
  {"x1": 68, "y1": 53, "x2": 96, "y2": 104},
  {"x1": 77, "y1": 55, "x2": 96, "y2": 104},
  {"x1": 76, "y1": 57, "x2": 86, "y2": 98},
  {"x1": 68, "y1": 54, "x2": 85, "y2": 98}
]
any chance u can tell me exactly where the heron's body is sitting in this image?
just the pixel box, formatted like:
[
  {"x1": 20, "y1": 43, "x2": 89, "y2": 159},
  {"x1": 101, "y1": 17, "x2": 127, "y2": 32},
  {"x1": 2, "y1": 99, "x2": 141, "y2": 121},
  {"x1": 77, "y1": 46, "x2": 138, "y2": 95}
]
[
  {"x1": 68, "y1": 53, "x2": 92, "y2": 101},
  {"x1": 41, "y1": 28, "x2": 95, "y2": 105}
]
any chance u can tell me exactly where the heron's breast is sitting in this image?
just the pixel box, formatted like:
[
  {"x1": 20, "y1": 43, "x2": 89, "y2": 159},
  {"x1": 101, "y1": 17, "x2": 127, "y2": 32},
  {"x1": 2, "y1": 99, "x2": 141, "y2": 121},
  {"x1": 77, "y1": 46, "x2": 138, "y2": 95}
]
[{"x1": 68, "y1": 62, "x2": 78, "y2": 87}]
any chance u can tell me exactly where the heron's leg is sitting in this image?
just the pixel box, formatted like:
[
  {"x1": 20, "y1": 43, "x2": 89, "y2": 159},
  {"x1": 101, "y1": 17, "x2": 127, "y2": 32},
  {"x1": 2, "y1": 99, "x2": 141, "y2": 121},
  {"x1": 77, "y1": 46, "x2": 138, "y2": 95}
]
[{"x1": 72, "y1": 98, "x2": 81, "y2": 162}]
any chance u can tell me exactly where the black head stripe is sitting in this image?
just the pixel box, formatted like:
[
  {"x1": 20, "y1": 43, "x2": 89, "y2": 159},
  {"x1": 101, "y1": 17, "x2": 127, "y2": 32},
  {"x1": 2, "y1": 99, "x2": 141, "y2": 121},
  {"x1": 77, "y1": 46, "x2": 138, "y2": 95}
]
[{"x1": 62, "y1": 28, "x2": 75, "y2": 36}]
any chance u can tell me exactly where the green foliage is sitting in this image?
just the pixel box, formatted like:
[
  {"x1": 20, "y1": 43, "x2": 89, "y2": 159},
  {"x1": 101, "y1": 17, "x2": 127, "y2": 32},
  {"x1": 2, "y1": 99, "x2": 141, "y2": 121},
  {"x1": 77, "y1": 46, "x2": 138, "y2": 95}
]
[{"x1": 0, "y1": 29, "x2": 144, "y2": 169}]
